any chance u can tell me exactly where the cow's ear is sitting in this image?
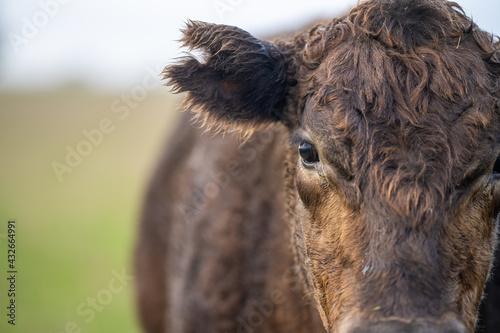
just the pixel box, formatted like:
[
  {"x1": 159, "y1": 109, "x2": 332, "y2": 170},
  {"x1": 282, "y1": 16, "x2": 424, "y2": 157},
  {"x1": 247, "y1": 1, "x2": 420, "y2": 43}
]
[{"x1": 164, "y1": 21, "x2": 294, "y2": 134}]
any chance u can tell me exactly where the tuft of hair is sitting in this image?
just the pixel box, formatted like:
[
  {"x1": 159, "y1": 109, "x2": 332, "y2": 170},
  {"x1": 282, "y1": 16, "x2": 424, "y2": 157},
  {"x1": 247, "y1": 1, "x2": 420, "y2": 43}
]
[
  {"x1": 350, "y1": 0, "x2": 471, "y2": 49},
  {"x1": 299, "y1": 0, "x2": 500, "y2": 117},
  {"x1": 163, "y1": 20, "x2": 289, "y2": 136}
]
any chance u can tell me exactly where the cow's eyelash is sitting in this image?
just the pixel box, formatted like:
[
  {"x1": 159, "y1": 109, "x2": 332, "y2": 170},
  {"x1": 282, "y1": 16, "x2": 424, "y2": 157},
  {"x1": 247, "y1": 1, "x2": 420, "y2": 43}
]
[
  {"x1": 289, "y1": 129, "x2": 313, "y2": 146},
  {"x1": 289, "y1": 135, "x2": 305, "y2": 146}
]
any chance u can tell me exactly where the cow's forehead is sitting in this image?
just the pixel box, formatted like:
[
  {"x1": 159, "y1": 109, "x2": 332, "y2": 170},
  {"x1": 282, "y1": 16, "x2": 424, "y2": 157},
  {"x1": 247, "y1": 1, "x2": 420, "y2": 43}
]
[{"x1": 301, "y1": 33, "x2": 497, "y2": 140}]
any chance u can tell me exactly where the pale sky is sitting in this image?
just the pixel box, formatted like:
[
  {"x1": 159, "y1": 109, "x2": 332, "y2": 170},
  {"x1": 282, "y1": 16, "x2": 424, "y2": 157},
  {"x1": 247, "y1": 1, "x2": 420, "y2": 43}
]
[{"x1": 0, "y1": 0, "x2": 498, "y2": 91}]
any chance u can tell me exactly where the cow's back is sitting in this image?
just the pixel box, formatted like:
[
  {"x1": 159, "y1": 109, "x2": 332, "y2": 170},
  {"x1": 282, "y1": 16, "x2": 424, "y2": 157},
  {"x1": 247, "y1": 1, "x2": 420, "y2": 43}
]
[{"x1": 135, "y1": 112, "x2": 324, "y2": 332}]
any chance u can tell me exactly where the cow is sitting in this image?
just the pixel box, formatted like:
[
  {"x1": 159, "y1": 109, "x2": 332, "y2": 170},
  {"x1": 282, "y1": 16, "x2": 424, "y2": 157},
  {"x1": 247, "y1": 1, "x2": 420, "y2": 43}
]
[{"x1": 134, "y1": 0, "x2": 500, "y2": 332}]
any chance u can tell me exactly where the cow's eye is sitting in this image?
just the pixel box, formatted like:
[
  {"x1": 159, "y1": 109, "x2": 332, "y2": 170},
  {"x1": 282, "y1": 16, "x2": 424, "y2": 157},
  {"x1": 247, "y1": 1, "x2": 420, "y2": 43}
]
[
  {"x1": 493, "y1": 157, "x2": 500, "y2": 174},
  {"x1": 299, "y1": 141, "x2": 320, "y2": 165}
]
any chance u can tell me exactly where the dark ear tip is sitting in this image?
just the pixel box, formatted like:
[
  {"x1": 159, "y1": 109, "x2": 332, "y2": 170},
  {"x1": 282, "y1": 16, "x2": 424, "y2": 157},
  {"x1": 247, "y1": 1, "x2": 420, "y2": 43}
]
[
  {"x1": 162, "y1": 58, "x2": 199, "y2": 93},
  {"x1": 162, "y1": 65, "x2": 175, "y2": 89}
]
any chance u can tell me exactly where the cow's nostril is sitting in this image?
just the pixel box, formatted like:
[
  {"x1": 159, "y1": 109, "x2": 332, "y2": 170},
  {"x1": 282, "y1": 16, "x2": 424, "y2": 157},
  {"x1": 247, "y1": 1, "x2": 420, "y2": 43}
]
[{"x1": 339, "y1": 316, "x2": 466, "y2": 333}]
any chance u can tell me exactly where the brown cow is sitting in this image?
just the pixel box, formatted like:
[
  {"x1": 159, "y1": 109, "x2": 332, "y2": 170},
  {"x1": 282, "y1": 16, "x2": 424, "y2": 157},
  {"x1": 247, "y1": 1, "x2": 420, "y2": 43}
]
[{"x1": 135, "y1": 0, "x2": 500, "y2": 332}]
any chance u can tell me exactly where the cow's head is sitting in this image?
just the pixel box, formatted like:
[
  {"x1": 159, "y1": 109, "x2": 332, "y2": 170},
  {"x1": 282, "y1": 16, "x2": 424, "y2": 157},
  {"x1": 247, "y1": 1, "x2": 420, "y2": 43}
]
[{"x1": 165, "y1": 0, "x2": 500, "y2": 332}]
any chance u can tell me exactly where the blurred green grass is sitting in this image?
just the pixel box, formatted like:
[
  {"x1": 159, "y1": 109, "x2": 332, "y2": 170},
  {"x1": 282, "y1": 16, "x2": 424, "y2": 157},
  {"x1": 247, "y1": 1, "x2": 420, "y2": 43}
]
[{"x1": 0, "y1": 89, "x2": 181, "y2": 333}]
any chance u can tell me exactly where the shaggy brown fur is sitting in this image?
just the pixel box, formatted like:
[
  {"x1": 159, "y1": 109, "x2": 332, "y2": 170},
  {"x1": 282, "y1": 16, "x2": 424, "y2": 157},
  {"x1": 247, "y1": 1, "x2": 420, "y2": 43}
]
[{"x1": 137, "y1": 0, "x2": 500, "y2": 332}]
